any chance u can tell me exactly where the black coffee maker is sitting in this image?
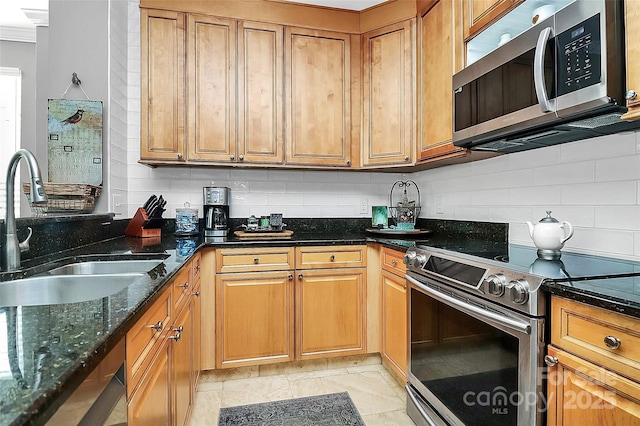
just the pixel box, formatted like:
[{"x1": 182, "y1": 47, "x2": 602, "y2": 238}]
[{"x1": 203, "y1": 187, "x2": 230, "y2": 237}]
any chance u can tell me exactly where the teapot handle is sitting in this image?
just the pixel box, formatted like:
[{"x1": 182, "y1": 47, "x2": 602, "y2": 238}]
[{"x1": 560, "y1": 221, "x2": 574, "y2": 244}]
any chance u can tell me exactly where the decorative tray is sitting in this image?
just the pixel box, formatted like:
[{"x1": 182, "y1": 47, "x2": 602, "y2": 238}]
[
  {"x1": 234, "y1": 230, "x2": 294, "y2": 240},
  {"x1": 365, "y1": 228, "x2": 432, "y2": 236}
]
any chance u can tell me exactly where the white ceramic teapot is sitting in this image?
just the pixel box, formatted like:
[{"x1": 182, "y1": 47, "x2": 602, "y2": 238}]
[{"x1": 526, "y1": 211, "x2": 574, "y2": 257}]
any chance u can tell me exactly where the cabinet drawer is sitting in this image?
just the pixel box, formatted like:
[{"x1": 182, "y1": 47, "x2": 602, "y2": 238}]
[
  {"x1": 172, "y1": 263, "x2": 192, "y2": 312},
  {"x1": 296, "y1": 245, "x2": 366, "y2": 269},
  {"x1": 551, "y1": 296, "x2": 640, "y2": 382},
  {"x1": 381, "y1": 247, "x2": 406, "y2": 276},
  {"x1": 216, "y1": 247, "x2": 294, "y2": 273},
  {"x1": 126, "y1": 286, "x2": 172, "y2": 397}
]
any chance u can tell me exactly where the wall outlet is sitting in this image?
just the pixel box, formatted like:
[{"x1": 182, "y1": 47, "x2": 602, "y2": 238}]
[
  {"x1": 359, "y1": 198, "x2": 368, "y2": 214},
  {"x1": 436, "y1": 194, "x2": 444, "y2": 214}
]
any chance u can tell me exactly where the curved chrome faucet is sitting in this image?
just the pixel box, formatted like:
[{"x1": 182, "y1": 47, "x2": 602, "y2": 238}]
[{"x1": 3, "y1": 149, "x2": 47, "y2": 272}]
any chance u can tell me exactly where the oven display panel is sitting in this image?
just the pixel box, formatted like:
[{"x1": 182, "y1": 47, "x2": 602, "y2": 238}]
[{"x1": 424, "y1": 256, "x2": 486, "y2": 287}]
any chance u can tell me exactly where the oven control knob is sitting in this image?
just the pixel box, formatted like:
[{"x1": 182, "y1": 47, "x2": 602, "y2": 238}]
[
  {"x1": 485, "y1": 274, "x2": 507, "y2": 296},
  {"x1": 413, "y1": 254, "x2": 428, "y2": 268},
  {"x1": 509, "y1": 279, "x2": 530, "y2": 304},
  {"x1": 403, "y1": 251, "x2": 417, "y2": 266}
]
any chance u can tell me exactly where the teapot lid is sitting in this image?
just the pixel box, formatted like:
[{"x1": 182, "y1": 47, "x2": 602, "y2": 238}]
[{"x1": 539, "y1": 210, "x2": 559, "y2": 223}]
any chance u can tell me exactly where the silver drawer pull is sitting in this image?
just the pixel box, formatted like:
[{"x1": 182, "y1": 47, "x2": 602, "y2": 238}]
[
  {"x1": 192, "y1": 291, "x2": 200, "y2": 297},
  {"x1": 329, "y1": 255, "x2": 335, "y2": 261},
  {"x1": 604, "y1": 335, "x2": 621, "y2": 350},
  {"x1": 254, "y1": 257, "x2": 260, "y2": 264},
  {"x1": 544, "y1": 355, "x2": 558, "y2": 367},
  {"x1": 179, "y1": 281, "x2": 189, "y2": 289},
  {"x1": 391, "y1": 260, "x2": 397, "y2": 265},
  {"x1": 149, "y1": 321, "x2": 163, "y2": 331}
]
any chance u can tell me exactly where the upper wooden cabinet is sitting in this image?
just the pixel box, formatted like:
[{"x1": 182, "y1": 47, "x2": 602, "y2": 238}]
[
  {"x1": 140, "y1": 9, "x2": 186, "y2": 162},
  {"x1": 186, "y1": 15, "x2": 237, "y2": 163},
  {"x1": 418, "y1": 0, "x2": 466, "y2": 162},
  {"x1": 285, "y1": 27, "x2": 353, "y2": 167},
  {"x1": 463, "y1": 0, "x2": 524, "y2": 42},
  {"x1": 361, "y1": 20, "x2": 415, "y2": 167},
  {"x1": 623, "y1": 0, "x2": 640, "y2": 121}
]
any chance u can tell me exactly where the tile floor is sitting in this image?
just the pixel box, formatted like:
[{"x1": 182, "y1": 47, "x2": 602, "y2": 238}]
[{"x1": 188, "y1": 354, "x2": 416, "y2": 425}]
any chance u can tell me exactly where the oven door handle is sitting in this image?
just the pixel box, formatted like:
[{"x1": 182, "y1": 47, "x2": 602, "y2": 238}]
[{"x1": 406, "y1": 275, "x2": 532, "y2": 335}]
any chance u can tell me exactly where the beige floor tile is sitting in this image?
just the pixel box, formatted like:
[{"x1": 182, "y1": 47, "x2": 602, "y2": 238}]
[
  {"x1": 320, "y1": 372, "x2": 405, "y2": 416},
  {"x1": 361, "y1": 409, "x2": 415, "y2": 425},
  {"x1": 189, "y1": 390, "x2": 222, "y2": 426},
  {"x1": 221, "y1": 375, "x2": 293, "y2": 407},
  {"x1": 189, "y1": 356, "x2": 415, "y2": 426}
]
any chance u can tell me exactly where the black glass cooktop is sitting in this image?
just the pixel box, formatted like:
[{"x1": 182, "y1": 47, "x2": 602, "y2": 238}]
[{"x1": 415, "y1": 241, "x2": 640, "y2": 280}]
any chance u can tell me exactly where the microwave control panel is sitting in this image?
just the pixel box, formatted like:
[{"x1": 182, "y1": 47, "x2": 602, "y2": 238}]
[{"x1": 556, "y1": 13, "x2": 602, "y2": 96}]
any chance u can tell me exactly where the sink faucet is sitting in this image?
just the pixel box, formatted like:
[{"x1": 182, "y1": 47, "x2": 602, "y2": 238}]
[{"x1": 2, "y1": 149, "x2": 47, "y2": 272}]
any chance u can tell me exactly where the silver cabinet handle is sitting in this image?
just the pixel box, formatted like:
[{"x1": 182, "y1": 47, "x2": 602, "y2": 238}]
[
  {"x1": 239, "y1": 155, "x2": 244, "y2": 161},
  {"x1": 288, "y1": 274, "x2": 293, "y2": 280},
  {"x1": 230, "y1": 155, "x2": 235, "y2": 160},
  {"x1": 404, "y1": 155, "x2": 409, "y2": 161},
  {"x1": 149, "y1": 321, "x2": 163, "y2": 331},
  {"x1": 254, "y1": 257, "x2": 259, "y2": 264},
  {"x1": 544, "y1": 355, "x2": 558, "y2": 366},
  {"x1": 329, "y1": 255, "x2": 335, "y2": 261},
  {"x1": 626, "y1": 90, "x2": 637, "y2": 101},
  {"x1": 391, "y1": 259, "x2": 398, "y2": 266},
  {"x1": 169, "y1": 325, "x2": 183, "y2": 342},
  {"x1": 604, "y1": 335, "x2": 621, "y2": 350},
  {"x1": 192, "y1": 291, "x2": 200, "y2": 297},
  {"x1": 177, "y1": 152, "x2": 183, "y2": 159},
  {"x1": 346, "y1": 160, "x2": 351, "y2": 166},
  {"x1": 179, "y1": 281, "x2": 189, "y2": 289},
  {"x1": 298, "y1": 273, "x2": 303, "y2": 279}
]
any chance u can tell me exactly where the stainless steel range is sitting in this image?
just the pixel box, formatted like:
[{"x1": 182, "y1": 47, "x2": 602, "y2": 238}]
[{"x1": 404, "y1": 243, "x2": 640, "y2": 426}]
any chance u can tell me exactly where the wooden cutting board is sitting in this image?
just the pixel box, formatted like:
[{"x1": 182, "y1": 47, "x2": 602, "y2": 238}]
[{"x1": 234, "y1": 230, "x2": 294, "y2": 240}]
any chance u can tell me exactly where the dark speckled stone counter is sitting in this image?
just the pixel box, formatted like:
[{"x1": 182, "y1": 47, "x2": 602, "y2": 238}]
[
  {"x1": 10, "y1": 214, "x2": 640, "y2": 424},
  {"x1": 543, "y1": 276, "x2": 640, "y2": 318}
]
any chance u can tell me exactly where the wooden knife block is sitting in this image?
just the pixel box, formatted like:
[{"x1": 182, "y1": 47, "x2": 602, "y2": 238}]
[{"x1": 125, "y1": 208, "x2": 162, "y2": 238}]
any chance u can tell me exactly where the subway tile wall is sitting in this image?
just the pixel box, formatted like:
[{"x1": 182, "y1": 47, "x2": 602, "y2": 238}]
[{"x1": 124, "y1": 1, "x2": 640, "y2": 260}]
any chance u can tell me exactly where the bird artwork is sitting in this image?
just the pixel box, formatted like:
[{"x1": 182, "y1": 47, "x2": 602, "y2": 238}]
[{"x1": 60, "y1": 108, "x2": 84, "y2": 127}]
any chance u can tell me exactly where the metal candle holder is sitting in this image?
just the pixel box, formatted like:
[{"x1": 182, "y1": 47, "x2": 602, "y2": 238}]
[{"x1": 388, "y1": 180, "x2": 421, "y2": 229}]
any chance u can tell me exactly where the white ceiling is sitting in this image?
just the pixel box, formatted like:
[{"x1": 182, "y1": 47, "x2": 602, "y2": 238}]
[{"x1": 0, "y1": 0, "x2": 48, "y2": 42}]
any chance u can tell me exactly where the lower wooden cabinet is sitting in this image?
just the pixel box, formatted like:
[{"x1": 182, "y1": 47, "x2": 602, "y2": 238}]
[
  {"x1": 546, "y1": 345, "x2": 640, "y2": 425},
  {"x1": 381, "y1": 269, "x2": 407, "y2": 380},
  {"x1": 128, "y1": 336, "x2": 172, "y2": 425},
  {"x1": 215, "y1": 271, "x2": 294, "y2": 368},
  {"x1": 296, "y1": 268, "x2": 366, "y2": 359},
  {"x1": 127, "y1": 257, "x2": 200, "y2": 426},
  {"x1": 547, "y1": 296, "x2": 640, "y2": 425}
]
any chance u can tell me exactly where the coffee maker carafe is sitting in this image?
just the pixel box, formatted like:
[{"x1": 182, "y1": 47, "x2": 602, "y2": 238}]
[{"x1": 203, "y1": 187, "x2": 230, "y2": 237}]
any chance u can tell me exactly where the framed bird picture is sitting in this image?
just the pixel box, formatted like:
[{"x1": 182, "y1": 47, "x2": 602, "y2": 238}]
[{"x1": 47, "y1": 99, "x2": 103, "y2": 185}]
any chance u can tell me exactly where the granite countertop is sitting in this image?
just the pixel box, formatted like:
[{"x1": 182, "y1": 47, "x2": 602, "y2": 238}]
[
  {"x1": 4, "y1": 217, "x2": 640, "y2": 425},
  {"x1": 0, "y1": 230, "x2": 394, "y2": 426}
]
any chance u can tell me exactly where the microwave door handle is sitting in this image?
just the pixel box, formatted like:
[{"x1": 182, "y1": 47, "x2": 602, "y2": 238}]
[{"x1": 534, "y1": 26, "x2": 554, "y2": 113}]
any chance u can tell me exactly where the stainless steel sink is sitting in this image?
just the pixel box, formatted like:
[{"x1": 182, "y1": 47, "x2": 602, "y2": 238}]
[
  {"x1": 0, "y1": 273, "x2": 143, "y2": 306},
  {"x1": 45, "y1": 259, "x2": 164, "y2": 276}
]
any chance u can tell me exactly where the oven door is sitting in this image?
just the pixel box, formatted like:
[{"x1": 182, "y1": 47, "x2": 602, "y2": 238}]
[{"x1": 405, "y1": 274, "x2": 545, "y2": 426}]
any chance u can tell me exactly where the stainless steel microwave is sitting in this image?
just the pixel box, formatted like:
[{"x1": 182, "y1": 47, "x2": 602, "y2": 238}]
[{"x1": 452, "y1": 0, "x2": 639, "y2": 153}]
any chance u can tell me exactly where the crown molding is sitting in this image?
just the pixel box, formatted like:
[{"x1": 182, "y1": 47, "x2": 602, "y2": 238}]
[{"x1": 0, "y1": 26, "x2": 36, "y2": 43}]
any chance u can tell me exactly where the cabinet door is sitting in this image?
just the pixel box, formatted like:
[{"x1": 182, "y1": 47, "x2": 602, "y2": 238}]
[
  {"x1": 140, "y1": 9, "x2": 186, "y2": 162},
  {"x1": 172, "y1": 302, "x2": 193, "y2": 426},
  {"x1": 463, "y1": 0, "x2": 524, "y2": 41},
  {"x1": 546, "y1": 346, "x2": 640, "y2": 425},
  {"x1": 296, "y1": 268, "x2": 366, "y2": 359},
  {"x1": 127, "y1": 337, "x2": 172, "y2": 426},
  {"x1": 238, "y1": 21, "x2": 284, "y2": 164},
  {"x1": 623, "y1": 0, "x2": 640, "y2": 121},
  {"x1": 285, "y1": 27, "x2": 352, "y2": 167},
  {"x1": 186, "y1": 15, "x2": 237, "y2": 162},
  {"x1": 418, "y1": 0, "x2": 465, "y2": 161},
  {"x1": 362, "y1": 20, "x2": 415, "y2": 167},
  {"x1": 216, "y1": 271, "x2": 294, "y2": 368},
  {"x1": 381, "y1": 270, "x2": 407, "y2": 381}
]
